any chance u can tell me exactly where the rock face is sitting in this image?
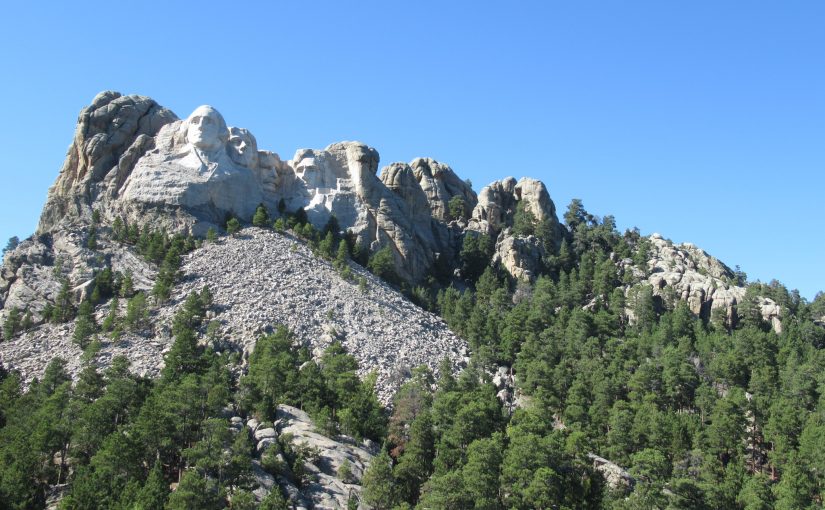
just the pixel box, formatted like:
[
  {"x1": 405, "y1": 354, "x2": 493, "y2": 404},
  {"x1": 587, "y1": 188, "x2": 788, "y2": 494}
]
[
  {"x1": 35, "y1": 91, "x2": 572, "y2": 286},
  {"x1": 229, "y1": 406, "x2": 374, "y2": 509},
  {"x1": 274, "y1": 405, "x2": 376, "y2": 509},
  {"x1": 628, "y1": 233, "x2": 782, "y2": 332},
  {"x1": 36, "y1": 92, "x2": 491, "y2": 284},
  {"x1": 467, "y1": 177, "x2": 565, "y2": 279},
  {"x1": 38, "y1": 91, "x2": 177, "y2": 233},
  {"x1": 0, "y1": 228, "x2": 155, "y2": 324},
  {"x1": 0, "y1": 228, "x2": 467, "y2": 404},
  {"x1": 493, "y1": 230, "x2": 546, "y2": 281}
]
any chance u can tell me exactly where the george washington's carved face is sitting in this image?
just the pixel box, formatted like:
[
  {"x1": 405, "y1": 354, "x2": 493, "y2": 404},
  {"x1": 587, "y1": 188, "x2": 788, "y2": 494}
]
[{"x1": 185, "y1": 105, "x2": 228, "y2": 151}]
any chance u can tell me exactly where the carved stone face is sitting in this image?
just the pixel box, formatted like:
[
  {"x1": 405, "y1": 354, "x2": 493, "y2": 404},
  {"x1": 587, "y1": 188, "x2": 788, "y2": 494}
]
[
  {"x1": 186, "y1": 105, "x2": 227, "y2": 151},
  {"x1": 296, "y1": 157, "x2": 320, "y2": 188},
  {"x1": 228, "y1": 127, "x2": 259, "y2": 168}
]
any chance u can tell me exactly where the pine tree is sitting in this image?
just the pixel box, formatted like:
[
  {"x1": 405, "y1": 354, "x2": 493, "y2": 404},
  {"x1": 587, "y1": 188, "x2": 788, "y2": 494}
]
[
  {"x1": 102, "y1": 297, "x2": 119, "y2": 333},
  {"x1": 335, "y1": 240, "x2": 350, "y2": 269},
  {"x1": 3, "y1": 307, "x2": 20, "y2": 340},
  {"x1": 124, "y1": 292, "x2": 148, "y2": 332},
  {"x1": 52, "y1": 278, "x2": 75, "y2": 323},
  {"x1": 252, "y1": 204, "x2": 270, "y2": 227},
  {"x1": 319, "y1": 231, "x2": 335, "y2": 259},
  {"x1": 133, "y1": 460, "x2": 169, "y2": 509},
  {"x1": 112, "y1": 217, "x2": 125, "y2": 241},
  {"x1": 3, "y1": 236, "x2": 19, "y2": 257},
  {"x1": 86, "y1": 223, "x2": 98, "y2": 250},
  {"x1": 512, "y1": 200, "x2": 537, "y2": 237},
  {"x1": 361, "y1": 449, "x2": 397, "y2": 510},
  {"x1": 394, "y1": 410, "x2": 435, "y2": 504},
  {"x1": 226, "y1": 217, "x2": 241, "y2": 235},
  {"x1": 72, "y1": 300, "x2": 98, "y2": 349}
]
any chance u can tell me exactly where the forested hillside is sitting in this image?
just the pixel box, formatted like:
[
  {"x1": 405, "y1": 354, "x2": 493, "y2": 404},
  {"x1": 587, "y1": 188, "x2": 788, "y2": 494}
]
[{"x1": 1, "y1": 199, "x2": 824, "y2": 509}]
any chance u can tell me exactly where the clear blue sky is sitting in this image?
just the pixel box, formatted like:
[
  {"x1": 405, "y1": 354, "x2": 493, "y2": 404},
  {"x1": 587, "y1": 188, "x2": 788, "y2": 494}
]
[{"x1": 1, "y1": 2, "x2": 823, "y2": 299}]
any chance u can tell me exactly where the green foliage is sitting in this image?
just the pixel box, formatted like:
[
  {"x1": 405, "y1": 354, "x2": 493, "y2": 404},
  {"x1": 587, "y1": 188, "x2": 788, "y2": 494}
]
[
  {"x1": 72, "y1": 300, "x2": 98, "y2": 349},
  {"x1": 226, "y1": 217, "x2": 241, "y2": 234},
  {"x1": 368, "y1": 246, "x2": 400, "y2": 286},
  {"x1": 119, "y1": 271, "x2": 134, "y2": 298},
  {"x1": 164, "y1": 469, "x2": 224, "y2": 510},
  {"x1": 319, "y1": 230, "x2": 335, "y2": 259},
  {"x1": 206, "y1": 227, "x2": 217, "y2": 242},
  {"x1": 241, "y1": 327, "x2": 304, "y2": 418},
  {"x1": 259, "y1": 488, "x2": 289, "y2": 510},
  {"x1": 124, "y1": 292, "x2": 149, "y2": 332},
  {"x1": 361, "y1": 449, "x2": 398, "y2": 510},
  {"x1": 512, "y1": 200, "x2": 537, "y2": 237},
  {"x1": 448, "y1": 195, "x2": 468, "y2": 221},
  {"x1": 459, "y1": 232, "x2": 494, "y2": 284},
  {"x1": 51, "y1": 278, "x2": 75, "y2": 323},
  {"x1": 3, "y1": 307, "x2": 21, "y2": 340},
  {"x1": 252, "y1": 203, "x2": 270, "y2": 227},
  {"x1": 337, "y1": 458, "x2": 355, "y2": 483},
  {"x1": 101, "y1": 297, "x2": 118, "y2": 334},
  {"x1": 86, "y1": 224, "x2": 98, "y2": 250},
  {"x1": 3, "y1": 235, "x2": 19, "y2": 258}
]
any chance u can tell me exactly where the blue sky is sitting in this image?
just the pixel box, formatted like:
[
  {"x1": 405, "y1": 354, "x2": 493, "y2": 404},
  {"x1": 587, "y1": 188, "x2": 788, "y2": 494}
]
[{"x1": 0, "y1": 2, "x2": 823, "y2": 299}]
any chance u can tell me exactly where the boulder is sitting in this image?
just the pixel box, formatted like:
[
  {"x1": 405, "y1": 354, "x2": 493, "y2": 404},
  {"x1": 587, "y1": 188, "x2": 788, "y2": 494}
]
[
  {"x1": 254, "y1": 427, "x2": 277, "y2": 441},
  {"x1": 493, "y1": 230, "x2": 546, "y2": 281}
]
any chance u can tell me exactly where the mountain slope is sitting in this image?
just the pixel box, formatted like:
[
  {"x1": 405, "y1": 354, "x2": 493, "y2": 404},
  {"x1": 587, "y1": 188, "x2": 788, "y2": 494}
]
[{"x1": 0, "y1": 228, "x2": 465, "y2": 404}]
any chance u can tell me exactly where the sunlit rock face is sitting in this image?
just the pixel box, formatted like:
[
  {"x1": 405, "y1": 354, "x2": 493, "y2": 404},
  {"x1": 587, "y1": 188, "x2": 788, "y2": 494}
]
[
  {"x1": 119, "y1": 105, "x2": 279, "y2": 235},
  {"x1": 36, "y1": 90, "x2": 563, "y2": 283}
]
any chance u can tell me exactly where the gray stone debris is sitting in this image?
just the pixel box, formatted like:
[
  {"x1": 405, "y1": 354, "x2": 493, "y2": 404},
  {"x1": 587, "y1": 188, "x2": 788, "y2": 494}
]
[{"x1": 0, "y1": 228, "x2": 468, "y2": 405}]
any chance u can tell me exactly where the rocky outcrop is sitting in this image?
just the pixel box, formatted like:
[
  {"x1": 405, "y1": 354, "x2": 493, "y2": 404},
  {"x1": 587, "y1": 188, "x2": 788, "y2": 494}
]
[
  {"x1": 274, "y1": 405, "x2": 375, "y2": 509},
  {"x1": 291, "y1": 142, "x2": 461, "y2": 282},
  {"x1": 0, "y1": 228, "x2": 155, "y2": 325},
  {"x1": 231, "y1": 406, "x2": 375, "y2": 509},
  {"x1": 588, "y1": 454, "x2": 635, "y2": 491},
  {"x1": 468, "y1": 177, "x2": 564, "y2": 279},
  {"x1": 492, "y1": 229, "x2": 546, "y2": 281},
  {"x1": 36, "y1": 92, "x2": 498, "y2": 285},
  {"x1": 38, "y1": 91, "x2": 177, "y2": 233},
  {"x1": 627, "y1": 233, "x2": 782, "y2": 332},
  {"x1": 409, "y1": 158, "x2": 476, "y2": 221}
]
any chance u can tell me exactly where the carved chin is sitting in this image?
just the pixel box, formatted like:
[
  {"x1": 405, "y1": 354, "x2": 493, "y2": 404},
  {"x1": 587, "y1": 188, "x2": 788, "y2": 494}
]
[{"x1": 193, "y1": 138, "x2": 219, "y2": 150}]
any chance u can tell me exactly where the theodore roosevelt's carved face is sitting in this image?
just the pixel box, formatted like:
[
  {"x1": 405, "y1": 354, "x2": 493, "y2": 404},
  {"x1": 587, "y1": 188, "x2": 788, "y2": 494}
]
[
  {"x1": 185, "y1": 105, "x2": 228, "y2": 151},
  {"x1": 228, "y1": 126, "x2": 259, "y2": 168}
]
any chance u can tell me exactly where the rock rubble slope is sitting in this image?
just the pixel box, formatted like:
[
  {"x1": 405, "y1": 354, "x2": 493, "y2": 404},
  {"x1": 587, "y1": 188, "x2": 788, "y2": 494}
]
[
  {"x1": 173, "y1": 228, "x2": 467, "y2": 403},
  {"x1": 0, "y1": 228, "x2": 467, "y2": 404}
]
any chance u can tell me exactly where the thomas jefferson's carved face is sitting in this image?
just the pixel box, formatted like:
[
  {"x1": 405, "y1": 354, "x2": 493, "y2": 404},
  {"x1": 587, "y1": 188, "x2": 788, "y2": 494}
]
[
  {"x1": 186, "y1": 105, "x2": 226, "y2": 151},
  {"x1": 228, "y1": 127, "x2": 259, "y2": 168}
]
